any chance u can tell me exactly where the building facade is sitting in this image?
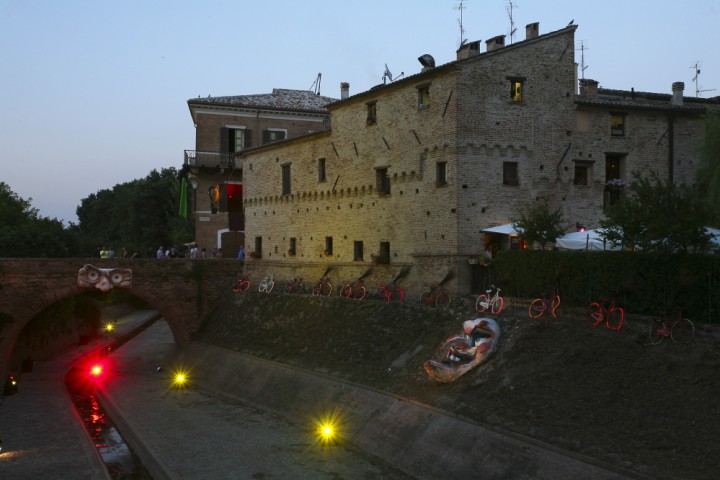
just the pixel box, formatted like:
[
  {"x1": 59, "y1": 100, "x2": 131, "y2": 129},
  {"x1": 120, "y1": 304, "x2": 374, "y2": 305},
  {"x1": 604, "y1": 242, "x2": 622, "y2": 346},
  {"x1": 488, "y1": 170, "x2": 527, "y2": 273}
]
[{"x1": 184, "y1": 22, "x2": 716, "y2": 295}]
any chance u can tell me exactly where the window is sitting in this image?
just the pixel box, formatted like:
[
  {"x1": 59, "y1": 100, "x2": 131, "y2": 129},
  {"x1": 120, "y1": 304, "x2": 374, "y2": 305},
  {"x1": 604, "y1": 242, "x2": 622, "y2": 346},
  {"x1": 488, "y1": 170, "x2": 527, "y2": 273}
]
[
  {"x1": 318, "y1": 158, "x2": 326, "y2": 182},
  {"x1": 378, "y1": 241, "x2": 390, "y2": 264},
  {"x1": 436, "y1": 162, "x2": 447, "y2": 186},
  {"x1": 573, "y1": 162, "x2": 591, "y2": 186},
  {"x1": 281, "y1": 164, "x2": 291, "y2": 196},
  {"x1": 263, "y1": 129, "x2": 287, "y2": 144},
  {"x1": 503, "y1": 162, "x2": 519, "y2": 186},
  {"x1": 509, "y1": 78, "x2": 524, "y2": 102},
  {"x1": 604, "y1": 154, "x2": 625, "y2": 209},
  {"x1": 353, "y1": 241, "x2": 363, "y2": 261},
  {"x1": 324, "y1": 236, "x2": 333, "y2": 256},
  {"x1": 366, "y1": 101, "x2": 377, "y2": 125},
  {"x1": 610, "y1": 113, "x2": 626, "y2": 137},
  {"x1": 376, "y1": 167, "x2": 390, "y2": 195},
  {"x1": 288, "y1": 238, "x2": 296, "y2": 256},
  {"x1": 417, "y1": 85, "x2": 430, "y2": 108},
  {"x1": 254, "y1": 236, "x2": 262, "y2": 258},
  {"x1": 225, "y1": 127, "x2": 251, "y2": 152}
]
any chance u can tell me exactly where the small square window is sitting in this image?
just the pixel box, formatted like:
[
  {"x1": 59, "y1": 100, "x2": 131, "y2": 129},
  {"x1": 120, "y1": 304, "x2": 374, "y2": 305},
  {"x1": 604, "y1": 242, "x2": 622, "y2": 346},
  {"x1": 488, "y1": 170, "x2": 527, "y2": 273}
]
[
  {"x1": 503, "y1": 162, "x2": 519, "y2": 186},
  {"x1": 366, "y1": 102, "x2": 377, "y2": 125},
  {"x1": 324, "y1": 236, "x2": 333, "y2": 256},
  {"x1": 318, "y1": 158, "x2": 326, "y2": 182},
  {"x1": 610, "y1": 113, "x2": 626, "y2": 137},
  {"x1": 574, "y1": 164, "x2": 590, "y2": 185},
  {"x1": 436, "y1": 162, "x2": 447, "y2": 186},
  {"x1": 376, "y1": 168, "x2": 390, "y2": 195},
  {"x1": 353, "y1": 241, "x2": 363, "y2": 261},
  {"x1": 263, "y1": 129, "x2": 287, "y2": 144},
  {"x1": 418, "y1": 85, "x2": 430, "y2": 108},
  {"x1": 510, "y1": 80, "x2": 523, "y2": 101},
  {"x1": 281, "y1": 164, "x2": 291, "y2": 196}
]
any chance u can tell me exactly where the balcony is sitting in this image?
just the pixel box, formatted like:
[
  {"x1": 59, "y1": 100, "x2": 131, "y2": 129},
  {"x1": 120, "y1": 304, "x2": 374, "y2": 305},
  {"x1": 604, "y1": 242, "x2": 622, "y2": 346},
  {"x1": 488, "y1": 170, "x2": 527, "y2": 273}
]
[{"x1": 184, "y1": 150, "x2": 238, "y2": 171}]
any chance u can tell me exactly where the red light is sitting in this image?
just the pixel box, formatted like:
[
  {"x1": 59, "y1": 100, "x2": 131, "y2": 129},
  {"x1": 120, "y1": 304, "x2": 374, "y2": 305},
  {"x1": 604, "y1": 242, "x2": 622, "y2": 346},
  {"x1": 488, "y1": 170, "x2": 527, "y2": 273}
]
[{"x1": 90, "y1": 364, "x2": 103, "y2": 376}]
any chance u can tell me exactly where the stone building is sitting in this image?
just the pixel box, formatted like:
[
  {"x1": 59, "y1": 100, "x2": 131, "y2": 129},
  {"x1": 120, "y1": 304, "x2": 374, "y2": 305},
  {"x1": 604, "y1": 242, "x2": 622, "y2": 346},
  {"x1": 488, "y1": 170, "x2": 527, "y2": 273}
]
[
  {"x1": 183, "y1": 88, "x2": 336, "y2": 257},
  {"x1": 183, "y1": 22, "x2": 716, "y2": 296}
]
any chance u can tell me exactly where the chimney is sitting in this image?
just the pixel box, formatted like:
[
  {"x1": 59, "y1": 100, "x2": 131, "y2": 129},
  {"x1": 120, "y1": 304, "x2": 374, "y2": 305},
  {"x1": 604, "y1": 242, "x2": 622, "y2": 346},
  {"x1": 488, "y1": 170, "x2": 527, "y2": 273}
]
[
  {"x1": 671, "y1": 81, "x2": 684, "y2": 106},
  {"x1": 418, "y1": 54, "x2": 436, "y2": 73},
  {"x1": 456, "y1": 40, "x2": 481, "y2": 60},
  {"x1": 340, "y1": 82, "x2": 350, "y2": 100},
  {"x1": 579, "y1": 78, "x2": 599, "y2": 99},
  {"x1": 526, "y1": 22, "x2": 539, "y2": 40},
  {"x1": 485, "y1": 35, "x2": 506, "y2": 52}
]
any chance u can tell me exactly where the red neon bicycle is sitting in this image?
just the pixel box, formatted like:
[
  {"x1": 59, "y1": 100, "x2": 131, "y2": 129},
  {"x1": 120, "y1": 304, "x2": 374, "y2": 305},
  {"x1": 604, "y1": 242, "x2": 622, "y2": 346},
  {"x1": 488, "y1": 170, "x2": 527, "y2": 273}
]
[
  {"x1": 529, "y1": 287, "x2": 560, "y2": 320},
  {"x1": 232, "y1": 276, "x2": 251, "y2": 293},
  {"x1": 585, "y1": 296, "x2": 624, "y2": 330},
  {"x1": 339, "y1": 278, "x2": 367, "y2": 300}
]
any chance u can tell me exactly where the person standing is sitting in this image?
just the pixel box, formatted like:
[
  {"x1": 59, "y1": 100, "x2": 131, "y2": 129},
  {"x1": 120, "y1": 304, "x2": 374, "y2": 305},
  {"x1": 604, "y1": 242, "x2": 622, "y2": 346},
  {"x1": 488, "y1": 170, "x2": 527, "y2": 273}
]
[{"x1": 156, "y1": 246, "x2": 164, "y2": 259}]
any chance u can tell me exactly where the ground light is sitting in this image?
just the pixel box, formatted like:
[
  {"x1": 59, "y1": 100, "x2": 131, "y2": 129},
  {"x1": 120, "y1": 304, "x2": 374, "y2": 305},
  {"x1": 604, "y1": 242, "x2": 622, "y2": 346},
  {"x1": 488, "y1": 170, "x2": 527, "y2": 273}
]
[
  {"x1": 171, "y1": 368, "x2": 190, "y2": 388},
  {"x1": 104, "y1": 322, "x2": 115, "y2": 334},
  {"x1": 311, "y1": 408, "x2": 346, "y2": 447}
]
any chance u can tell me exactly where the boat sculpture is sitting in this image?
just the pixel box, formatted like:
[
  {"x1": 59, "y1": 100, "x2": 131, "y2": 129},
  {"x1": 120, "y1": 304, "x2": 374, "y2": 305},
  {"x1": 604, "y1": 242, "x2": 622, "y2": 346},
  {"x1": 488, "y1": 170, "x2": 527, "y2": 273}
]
[{"x1": 423, "y1": 318, "x2": 501, "y2": 383}]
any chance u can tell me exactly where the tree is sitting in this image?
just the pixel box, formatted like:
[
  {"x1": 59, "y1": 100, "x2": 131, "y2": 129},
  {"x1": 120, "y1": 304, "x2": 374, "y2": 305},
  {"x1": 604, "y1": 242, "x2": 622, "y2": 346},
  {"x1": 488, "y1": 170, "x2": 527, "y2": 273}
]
[
  {"x1": 696, "y1": 110, "x2": 720, "y2": 224},
  {"x1": 76, "y1": 168, "x2": 193, "y2": 256},
  {"x1": 0, "y1": 182, "x2": 81, "y2": 257},
  {"x1": 512, "y1": 201, "x2": 565, "y2": 250},
  {"x1": 601, "y1": 171, "x2": 713, "y2": 252}
]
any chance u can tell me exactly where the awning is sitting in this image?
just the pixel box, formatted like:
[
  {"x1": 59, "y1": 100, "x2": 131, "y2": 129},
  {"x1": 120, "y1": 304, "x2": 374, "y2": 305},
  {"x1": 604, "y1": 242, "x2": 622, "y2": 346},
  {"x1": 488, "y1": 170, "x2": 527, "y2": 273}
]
[
  {"x1": 555, "y1": 229, "x2": 621, "y2": 251},
  {"x1": 481, "y1": 223, "x2": 523, "y2": 236}
]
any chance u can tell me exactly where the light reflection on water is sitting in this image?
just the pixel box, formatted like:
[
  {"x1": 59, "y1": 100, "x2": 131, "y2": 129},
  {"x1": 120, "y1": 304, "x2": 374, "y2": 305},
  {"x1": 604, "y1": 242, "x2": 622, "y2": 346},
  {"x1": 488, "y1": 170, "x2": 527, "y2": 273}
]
[{"x1": 70, "y1": 390, "x2": 152, "y2": 479}]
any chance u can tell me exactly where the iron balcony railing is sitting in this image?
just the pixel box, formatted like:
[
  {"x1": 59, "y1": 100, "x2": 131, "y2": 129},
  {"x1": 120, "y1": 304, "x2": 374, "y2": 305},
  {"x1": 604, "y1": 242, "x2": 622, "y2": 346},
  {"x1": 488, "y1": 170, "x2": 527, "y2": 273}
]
[{"x1": 184, "y1": 150, "x2": 238, "y2": 170}]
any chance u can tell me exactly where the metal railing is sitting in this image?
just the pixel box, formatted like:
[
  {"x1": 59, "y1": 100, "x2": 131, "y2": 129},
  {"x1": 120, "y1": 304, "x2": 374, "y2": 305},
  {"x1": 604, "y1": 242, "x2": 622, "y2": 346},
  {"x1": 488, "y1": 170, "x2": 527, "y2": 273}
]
[{"x1": 184, "y1": 150, "x2": 238, "y2": 170}]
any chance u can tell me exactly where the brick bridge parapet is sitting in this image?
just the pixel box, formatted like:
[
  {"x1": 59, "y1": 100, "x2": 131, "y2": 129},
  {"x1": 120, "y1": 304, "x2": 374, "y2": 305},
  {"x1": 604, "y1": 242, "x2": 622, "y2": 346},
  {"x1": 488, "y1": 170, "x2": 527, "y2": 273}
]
[{"x1": 0, "y1": 258, "x2": 241, "y2": 381}]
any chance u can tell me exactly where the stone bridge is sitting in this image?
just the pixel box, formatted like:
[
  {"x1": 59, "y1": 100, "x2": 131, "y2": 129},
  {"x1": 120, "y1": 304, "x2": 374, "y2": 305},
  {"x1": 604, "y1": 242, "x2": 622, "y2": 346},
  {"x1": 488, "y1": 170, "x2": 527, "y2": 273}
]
[{"x1": 0, "y1": 258, "x2": 241, "y2": 381}]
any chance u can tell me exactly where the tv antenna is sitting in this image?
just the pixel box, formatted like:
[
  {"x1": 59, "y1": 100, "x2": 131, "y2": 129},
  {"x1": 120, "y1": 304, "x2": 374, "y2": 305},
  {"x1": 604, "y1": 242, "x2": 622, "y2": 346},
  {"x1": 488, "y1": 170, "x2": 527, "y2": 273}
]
[
  {"x1": 577, "y1": 41, "x2": 589, "y2": 79},
  {"x1": 506, "y1": 1, "x2": 518, "y2": 44},
  {"x1": 455, "y1": 0, "x2": 467, "y2": 48},
  {"x1": 690, "y1": 61, "x2": 716, "y2": 97},
  {"x1": 382, "y1": 64, "x2": 404, "y2": 84},
  {"x1": 309, "y1": 73, "x2": 322, "y2": 96}
]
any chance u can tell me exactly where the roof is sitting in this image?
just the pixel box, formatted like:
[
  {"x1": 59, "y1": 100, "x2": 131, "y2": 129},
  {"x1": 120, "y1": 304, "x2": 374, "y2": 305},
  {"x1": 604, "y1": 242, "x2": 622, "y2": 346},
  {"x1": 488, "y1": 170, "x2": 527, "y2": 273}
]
[
  {"x1": 188, "y1": 88, "x2": 338, "y2": 113},
  {"x1": 576, "y1": 88, "x2": 715, "y2": 113}
]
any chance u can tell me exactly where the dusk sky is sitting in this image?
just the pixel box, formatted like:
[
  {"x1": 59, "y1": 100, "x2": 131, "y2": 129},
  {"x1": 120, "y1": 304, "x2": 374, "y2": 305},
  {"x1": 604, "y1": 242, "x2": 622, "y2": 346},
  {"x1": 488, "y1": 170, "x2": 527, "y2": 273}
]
[{"x1": 2, "y1": 0, "x2": 718, "y2": 225}]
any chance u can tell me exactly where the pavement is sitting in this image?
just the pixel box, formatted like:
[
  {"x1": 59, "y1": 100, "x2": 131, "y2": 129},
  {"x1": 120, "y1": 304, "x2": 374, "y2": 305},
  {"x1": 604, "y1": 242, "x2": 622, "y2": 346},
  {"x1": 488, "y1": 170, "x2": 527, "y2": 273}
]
[
  {"x1": 1, "y1": 309, "x2": 650, "y2": 480},
  {"x1": 0, "y1": 309, "x2": 158, "y2": 480}
]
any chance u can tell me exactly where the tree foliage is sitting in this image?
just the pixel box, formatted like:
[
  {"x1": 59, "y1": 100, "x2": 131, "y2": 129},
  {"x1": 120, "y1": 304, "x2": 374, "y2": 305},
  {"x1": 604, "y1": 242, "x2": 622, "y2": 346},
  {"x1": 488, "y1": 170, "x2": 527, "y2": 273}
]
[
  {"x1": 0, "y1": 182, "x2": 80, "y2": 257},
  {"x1": 600, "y1": 171, "x2": 713, "y2": 252},
  {"x1": 512, "y1": 201, "x2": 565, "y2": 250},
  {"x1": 696, "y1": 110, "x2": 720, "y2": 223},
  {"x1": 76, "y1": 167, "x2": 193, "y2": 256}
]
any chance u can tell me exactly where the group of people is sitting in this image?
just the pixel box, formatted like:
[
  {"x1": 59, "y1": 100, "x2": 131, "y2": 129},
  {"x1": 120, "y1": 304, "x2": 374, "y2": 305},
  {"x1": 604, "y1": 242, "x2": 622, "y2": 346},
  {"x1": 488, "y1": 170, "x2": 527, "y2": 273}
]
[{"x1": 94, "y1": 246, "x2": 136, "y2": 258}]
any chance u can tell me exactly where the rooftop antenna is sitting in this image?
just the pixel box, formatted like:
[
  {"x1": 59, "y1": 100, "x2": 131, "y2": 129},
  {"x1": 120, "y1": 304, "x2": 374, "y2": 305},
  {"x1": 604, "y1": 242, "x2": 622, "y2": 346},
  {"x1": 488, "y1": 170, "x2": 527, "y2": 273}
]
[
  {"x1": 577, "y1": 40, "x2": 589, "y2": 79},
  {"x1": 455, "y1": 0, "x2": 467, "y2": 48},
  {"x1": 382, "y1": 64, "x2": 404, "y2": 84},
  {"x1": 309, "y1": 73, "x2": 322, "y2": 96},
  {"x1": 506, "y1": 1, "x2": 517, "y2": 44},
  {"x1": 690, "y1": 61, "x2": 716, "y2": 97}
]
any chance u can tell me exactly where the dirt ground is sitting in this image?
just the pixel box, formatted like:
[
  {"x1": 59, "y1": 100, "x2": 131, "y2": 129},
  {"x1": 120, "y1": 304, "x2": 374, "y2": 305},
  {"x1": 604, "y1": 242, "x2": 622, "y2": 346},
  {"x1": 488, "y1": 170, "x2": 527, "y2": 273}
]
[{"x1": 195, "y1": 291, "x2": 720, "y2": 480}]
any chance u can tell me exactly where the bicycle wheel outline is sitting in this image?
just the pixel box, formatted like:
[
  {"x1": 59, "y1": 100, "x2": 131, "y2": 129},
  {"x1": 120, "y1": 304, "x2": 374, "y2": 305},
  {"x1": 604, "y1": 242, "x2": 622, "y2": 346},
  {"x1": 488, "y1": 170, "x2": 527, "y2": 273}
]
[
  {"x1": 550, "y1": 295, "x2": 561, "y2": 317},
  {"x1": 339, "y1": 284, "x2": 352, "y2": 298},
  {"x1": 258, "y1": 280, "x2": 268, "y2": 293},
  {"x1": 265, "y1": 280, "x2": 274, "y2": 294},
  {"x1": 606, "y1": 307, "x2": 624, "y2": 330},
  {"x1": 312, "y1": 285, "x2": 321, "y2": 296},
  {"x1": 529, "y1": 298, "x2": 546, "y2": 319},
  {"x1": 648, "y1": 320, "x2": 667, "y2": 345},
  {"x1": 435, "y1": 290, "x2": 451, "y2": 308},
  {"x1": 389, "y1": 287, "x2": 404, "y2": 302},
  {"x1": 420, "y1": 291, "x2": 432, "y2": 306},
  {"x1": 322, "y1": 283, "x2": 333, "y2": 297},
  {"x1": 585, "y1": 302, "x2": 603, "y2": 327},
  {"x1": 354, "y1": 286, "x2": 367, "y2": 301},
  {"x1": 491, "y1": 296, "x2": 504, "y2": 315},
  {"x1": 671, "y1": 318, "x2": 695, "y2": 344},
  {"x1": 476, "y1": 294, "x2": 489, "y2": 313}
]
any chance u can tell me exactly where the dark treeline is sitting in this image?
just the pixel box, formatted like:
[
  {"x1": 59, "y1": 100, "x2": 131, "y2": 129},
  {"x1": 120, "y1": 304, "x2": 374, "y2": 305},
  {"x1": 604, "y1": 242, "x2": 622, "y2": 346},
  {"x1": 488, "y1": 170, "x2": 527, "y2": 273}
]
[{"x1": 1, "y1": 167, "x2": 192, "y2": 258}]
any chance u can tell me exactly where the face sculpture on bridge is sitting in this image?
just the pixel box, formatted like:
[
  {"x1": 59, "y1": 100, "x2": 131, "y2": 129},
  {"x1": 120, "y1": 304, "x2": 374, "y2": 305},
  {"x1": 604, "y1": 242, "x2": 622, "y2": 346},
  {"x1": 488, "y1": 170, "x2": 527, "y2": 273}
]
[{"x1": 77, "y1": 264, "x2": 133, "y2": 292}]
